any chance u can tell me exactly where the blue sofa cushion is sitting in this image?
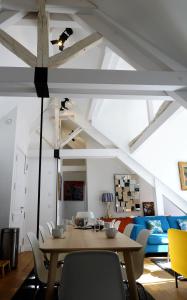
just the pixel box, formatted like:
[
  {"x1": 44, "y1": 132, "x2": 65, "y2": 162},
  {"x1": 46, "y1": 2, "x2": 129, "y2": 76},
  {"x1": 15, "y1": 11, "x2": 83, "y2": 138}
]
[
  {"x1": 167, "y1": 216, "x2": 187, "y2": 229},
  {"x1": 134, "y1": 216, "x2": 170, "y2": 232},
  {"x1": 177, "y1": 219, "x2": 187, "y2": 230},
  {"x1": 148, "y1": 233, "x2": 168, "y2": 245},
  {"x1": 146, "y1": 220, "x2": 163, "y2": 234}
]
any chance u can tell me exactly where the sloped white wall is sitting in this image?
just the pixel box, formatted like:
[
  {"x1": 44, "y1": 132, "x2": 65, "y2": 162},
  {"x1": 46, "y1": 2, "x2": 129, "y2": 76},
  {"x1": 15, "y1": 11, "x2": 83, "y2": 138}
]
[
  {"x1": 92, "y1": 99, "x2": 149, "y2": 151},
  {"x1": 132, "y1": 107, "x2": 187, "y2": 202}
]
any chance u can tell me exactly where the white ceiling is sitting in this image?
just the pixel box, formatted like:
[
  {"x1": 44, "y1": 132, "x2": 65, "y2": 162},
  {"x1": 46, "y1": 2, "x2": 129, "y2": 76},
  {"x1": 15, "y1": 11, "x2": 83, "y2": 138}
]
[{"x1": 92, "y1": 0, "x2": 187, "y2": 68}]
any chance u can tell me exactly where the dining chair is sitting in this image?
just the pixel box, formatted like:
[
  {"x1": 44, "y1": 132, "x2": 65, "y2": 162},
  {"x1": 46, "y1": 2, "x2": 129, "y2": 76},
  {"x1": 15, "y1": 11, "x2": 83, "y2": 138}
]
[
  {"x1": 118, "y1": 223, "x2": 135, "y2": 263},
  {"x1": 121, "y1": 229, "x2": 150, "y2": 281},
  {"x1": 39, "y1": 225, "x2": 66, "y2": 264},
  {"x1": 58, "y1": 251, "x2": 126, "y2": 300},
  {"x1": 168, "y1": 228, "x2": 187, "y2": 288},
  {"x1": 27, "y1": 232, "x2": 61, "y2": 288},
  {"x1": 123, "y1": 223, "x2": 135, "y2": 237},
  {"x1": 114, "y1": 220, "x2": 121, "y2": 230},
  {"x1": 46, "y1": 221, "x2": 53, "y2": 235},
  {"x1": 50, "y1": 221, "x2": 55, "y2": 229},
  {"x1": 39, "y1": 225, "x2": 49, "y2": 243}
]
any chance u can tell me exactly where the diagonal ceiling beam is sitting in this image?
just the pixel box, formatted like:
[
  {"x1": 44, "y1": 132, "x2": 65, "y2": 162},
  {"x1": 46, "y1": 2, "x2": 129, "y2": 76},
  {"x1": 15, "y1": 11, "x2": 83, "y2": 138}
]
[
  {"x1": 1, "y1": 0, "x2": 95, "y2": 14},
  {"x1": 0, "y1": 29, "x2": 37, "y2": 67},
  {"x1": 129, "y1": 101, "x2": 181, "y2": 153},
  {"x1": 74, "y1": 11, "x2": 170, "y2": 71},
  {"x1": 60, "y1": 126, "x2": 82, "y2": 148},
  {"x1": 0, "y1": 9, "x2": 27, "y2": 29},
  {"x1": 48, "y1": 32, "x2": 103, "y2": 68}
]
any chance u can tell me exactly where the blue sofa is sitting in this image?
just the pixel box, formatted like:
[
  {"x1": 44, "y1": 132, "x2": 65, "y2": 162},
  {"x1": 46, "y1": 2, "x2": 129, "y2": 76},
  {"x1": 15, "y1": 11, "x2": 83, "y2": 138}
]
[{"x1": 131, "y1": 215, "x2": 187, "y2": 254}]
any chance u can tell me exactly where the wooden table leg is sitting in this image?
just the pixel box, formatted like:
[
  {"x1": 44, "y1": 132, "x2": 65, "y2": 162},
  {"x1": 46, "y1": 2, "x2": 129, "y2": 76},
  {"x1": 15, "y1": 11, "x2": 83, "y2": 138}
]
[
  {"x1": 123, "y1": 251, "x2": 139, "y2": 300},
  {"x1": 45, "y1": 252, "x2": 58, "y2": 300}
]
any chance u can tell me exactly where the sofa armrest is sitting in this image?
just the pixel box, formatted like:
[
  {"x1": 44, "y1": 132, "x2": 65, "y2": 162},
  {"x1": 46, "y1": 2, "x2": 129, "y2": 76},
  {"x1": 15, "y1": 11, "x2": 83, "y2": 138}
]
[{"x1": 131, "y1": 224, "x2": 145, "y2": 240}]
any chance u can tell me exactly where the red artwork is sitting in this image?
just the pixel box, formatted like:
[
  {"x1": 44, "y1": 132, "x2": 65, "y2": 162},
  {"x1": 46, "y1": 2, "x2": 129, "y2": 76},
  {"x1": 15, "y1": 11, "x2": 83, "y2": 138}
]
[{"x1": 64, "y1": 181, "x2": 84, "y2": 201}]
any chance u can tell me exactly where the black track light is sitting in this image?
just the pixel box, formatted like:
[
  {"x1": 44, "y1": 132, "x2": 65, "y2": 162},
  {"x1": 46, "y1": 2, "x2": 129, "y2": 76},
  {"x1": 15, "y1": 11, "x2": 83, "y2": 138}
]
[
  {"x1": 60, "y1": 98, "x2": 70, "y2": 111},
  {"x1": 51, "y1": 28, "x2": 73, "y2": 51},
  {"x1": 69, "y1": 130, "x2": 75, "y2": 142}
]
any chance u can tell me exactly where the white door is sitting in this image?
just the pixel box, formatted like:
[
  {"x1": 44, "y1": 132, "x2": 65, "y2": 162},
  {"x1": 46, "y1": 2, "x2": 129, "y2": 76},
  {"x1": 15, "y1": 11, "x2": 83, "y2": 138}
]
[{"x1": 10, "y1": 148, "x2": 27, "y2": 252}]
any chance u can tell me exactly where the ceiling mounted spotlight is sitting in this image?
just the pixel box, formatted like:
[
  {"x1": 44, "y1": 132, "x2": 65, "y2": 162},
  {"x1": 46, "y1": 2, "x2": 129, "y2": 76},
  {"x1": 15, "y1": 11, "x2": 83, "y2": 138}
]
[
  {"x1": 51, "y1": 28, "x2": 73, "y2": 51},
  {"x1": 60, "y1": 98, "x2": 70, "y2": 111},
  {"x1": 69, "y1": 130, "x2": 75, "y2": 142}
]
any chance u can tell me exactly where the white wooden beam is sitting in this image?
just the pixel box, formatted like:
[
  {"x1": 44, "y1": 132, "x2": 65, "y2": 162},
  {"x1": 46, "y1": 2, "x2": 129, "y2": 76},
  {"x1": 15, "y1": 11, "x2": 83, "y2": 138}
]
[
  {"x1": 48, "y1": 32, "x2": 102, "y2": 68},
  {"x1": 72, "y1": 113, "x2": 114, "y2": 148},
  {"x1": 0, "y1": 10, "x2": 27, "y2": 29},
  {"x1": 74, "y1": 11, "x2": 170, "y2": 71},
  {"x1": 0, "y1": 29, "x2": 37, "y2": 67},
  {"x1": 52, "y1": 98, "x2": 60, "y2": 148},
  {"x1": 37, "y1": 0, "x2": 49, "y2": 67},
  {"x1": 146, "y1": 100, "x2": 154, "y2": 124},
  {"x1": 167, "y1": 90, "x2": 187, "y2": 110},
  {"x1": 0, "y1": 67, "x2": 186, "y2": 98},
  {"x1": 1, "y1": 0, "x2": 95, "y2": 14},
  {"x1": 60, "y1": 127, "x2": 82, "y2": 148},
  {"x1": 129, "y1": 101, "x2": 181, "y2": 153},
  {"x1": 59, "y1": 148, "x2": 120, "y2": 159},
  {"x1": 16, "y1": 13, "x2": 82, "y2": 28},
  {"x1": 62, "y1": 165, "x2": 86, "y2": 172}
]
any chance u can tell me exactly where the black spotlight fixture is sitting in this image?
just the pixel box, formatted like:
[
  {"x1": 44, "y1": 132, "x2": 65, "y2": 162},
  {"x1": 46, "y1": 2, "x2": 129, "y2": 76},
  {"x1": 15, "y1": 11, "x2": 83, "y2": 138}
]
[
  {"x1": 51, "y1": 28, "x2": 73, "y2": 51},
  {"x1": 60, "y1": 98, "x2": 70, "y2": 111},
  {"x1": 69, "y1": 130, "x2": 75, "y2": 142}
]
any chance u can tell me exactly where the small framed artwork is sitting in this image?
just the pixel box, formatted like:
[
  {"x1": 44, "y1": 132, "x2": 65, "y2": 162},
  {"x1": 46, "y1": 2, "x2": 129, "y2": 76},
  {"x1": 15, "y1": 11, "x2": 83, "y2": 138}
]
[
  {"x1": 64, "y1": 181, "x2": 84, "y2": 201},
  {"x1": 178, "y1": 162, "x2": 187, "y2": 190},
  {"x1": 142, "y1": 202, "x2": 155, "y2": 216}
]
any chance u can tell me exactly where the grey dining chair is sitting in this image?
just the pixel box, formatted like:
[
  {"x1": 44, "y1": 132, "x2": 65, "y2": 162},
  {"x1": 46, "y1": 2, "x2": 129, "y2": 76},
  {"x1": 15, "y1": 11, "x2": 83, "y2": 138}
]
[
  {"x1": 121, "y1": 229, "x2": 150, "y2": 281},
  {"x1": 58, "y1": 251, "x2": 126, "y2": 300},
  {"x1": 27, "y1": 232, "x2": 61, "y2": 287}
]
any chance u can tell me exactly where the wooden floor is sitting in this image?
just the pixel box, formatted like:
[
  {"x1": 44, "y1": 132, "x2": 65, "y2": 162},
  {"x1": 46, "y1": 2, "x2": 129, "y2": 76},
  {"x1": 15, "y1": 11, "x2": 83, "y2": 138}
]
[
  {"x1": 0, "y1": 251, "x2": 33, "y2": 300},
  {"x1": 0, "y1": 252, "x2": 186, "y2": 300}
]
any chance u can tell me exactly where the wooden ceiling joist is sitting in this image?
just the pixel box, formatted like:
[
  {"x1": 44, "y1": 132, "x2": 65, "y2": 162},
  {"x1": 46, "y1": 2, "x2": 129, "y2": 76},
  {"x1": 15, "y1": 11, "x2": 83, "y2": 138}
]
[
  {"x1": 129, "y1": 101, "x2": 181, "y2": 153},
  {"x1": 60, "y1": 126, "x2": 82, "y2": 148},
  {"x1": 1, "y1": 0, "x2": 95, "y2": 14},
  {"x1": 48, "y1": 32, "x2": 103, "y2": 68},
  {"x1": 0, "y1": 67, "x2": 186, "y2": 95}
]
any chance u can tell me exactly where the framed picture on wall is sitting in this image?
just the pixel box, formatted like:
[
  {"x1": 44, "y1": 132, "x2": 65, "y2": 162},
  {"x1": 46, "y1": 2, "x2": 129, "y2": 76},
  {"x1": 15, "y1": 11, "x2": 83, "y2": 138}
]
[
  {"x1": 142, "y1": 202, "x2": 155, "y2": 216},
  {"x1": 178, "y1": 162, "x2": 187, "y2": 190},
  {"x1": 64, "y1": 181, "x2": 84, "y2": 201}
]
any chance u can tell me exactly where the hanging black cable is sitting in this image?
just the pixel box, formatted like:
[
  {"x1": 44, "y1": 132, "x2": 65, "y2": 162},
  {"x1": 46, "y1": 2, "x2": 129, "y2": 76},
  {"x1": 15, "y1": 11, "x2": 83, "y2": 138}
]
[{"x1": 36, "y1": 96, "x2": 44, "y2": 238}]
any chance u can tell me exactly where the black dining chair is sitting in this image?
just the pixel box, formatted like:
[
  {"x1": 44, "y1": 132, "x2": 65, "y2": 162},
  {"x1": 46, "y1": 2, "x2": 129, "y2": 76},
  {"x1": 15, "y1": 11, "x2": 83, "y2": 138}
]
[{"x1": 58, "y1": 250, "x2": 126, "y2": 300}]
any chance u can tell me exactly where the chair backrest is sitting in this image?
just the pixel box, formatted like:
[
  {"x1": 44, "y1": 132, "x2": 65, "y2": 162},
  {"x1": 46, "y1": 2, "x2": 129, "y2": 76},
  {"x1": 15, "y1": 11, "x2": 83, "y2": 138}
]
[
  {"x1": 76, "y1": 211, "x2": 95, "y2": 219},
  {"x1": 132, "y1": 229, "x2": 150, "y2": 279},
  {"x1": 46, "y1": 221, "x2": 53, "y2": 235},
  {"x1": 27, "y1": 232, "x2": 48, "y2": 283},
  {"x1": 123, "y1": 223, "x2": 134, "y2": 237},
  {"x1": 58, "y1": 251, "x2": 126, "y2": 300},
  {"x1": 39, "y1": 225, "x2": 48, "y2": 242},
  {"x1": 168, "y1": 229, "x2": 187, "y2": 278},
  {"x1": 50, "y1": 221, "x2": 55, "y2": 229},
  {"x1": 114, "y1": 220, "x2": 121, "y2": 230}
]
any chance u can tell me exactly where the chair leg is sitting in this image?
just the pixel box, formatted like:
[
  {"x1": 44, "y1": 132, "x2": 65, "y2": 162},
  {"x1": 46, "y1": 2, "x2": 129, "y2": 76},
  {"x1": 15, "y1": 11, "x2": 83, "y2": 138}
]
[{"x1": 175, "y1": 272, "x2": 178, "y2": 288}]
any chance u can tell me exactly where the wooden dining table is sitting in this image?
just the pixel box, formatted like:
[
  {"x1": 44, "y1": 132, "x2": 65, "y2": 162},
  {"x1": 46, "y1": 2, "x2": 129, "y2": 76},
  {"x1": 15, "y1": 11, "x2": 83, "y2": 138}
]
[{"x1": 40, "y1": 225, "x2": 142, "y2": 300}]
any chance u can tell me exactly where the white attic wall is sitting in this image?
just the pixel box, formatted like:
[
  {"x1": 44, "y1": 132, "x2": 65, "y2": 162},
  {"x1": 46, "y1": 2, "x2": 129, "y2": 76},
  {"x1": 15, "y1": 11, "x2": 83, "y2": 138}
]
[
  {"x1": 92, "y1": 0, "x2": 187, "y2": 68},
  {"x1": 93, "y1": 99, "x2": 149, "y2": 151},
  {"x1": 132, "y1": 107, "x2": 187, "y2": 202}
]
